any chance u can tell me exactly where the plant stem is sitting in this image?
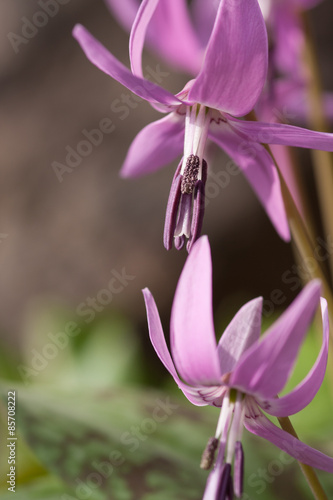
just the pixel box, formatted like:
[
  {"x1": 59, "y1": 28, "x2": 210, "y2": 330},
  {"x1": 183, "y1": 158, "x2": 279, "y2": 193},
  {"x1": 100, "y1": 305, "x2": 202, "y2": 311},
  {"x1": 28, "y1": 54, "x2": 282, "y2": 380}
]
[
  {"x1": 277, "y1": 165, "x2": 333, "y2": 328},
  {"x1": 301, "y1": 11, "x2": 333, "y2": 286},
  {"x1": 278, "y1": 416, "x2": 328, "y2": 500}
]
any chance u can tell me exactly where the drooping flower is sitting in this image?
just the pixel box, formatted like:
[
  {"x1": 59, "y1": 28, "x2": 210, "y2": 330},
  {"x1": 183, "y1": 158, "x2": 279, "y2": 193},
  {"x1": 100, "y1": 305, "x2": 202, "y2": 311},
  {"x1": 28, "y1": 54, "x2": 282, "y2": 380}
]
[
  {"x1": 73, "y1": 0, "x2": 333, "y2": 251},
  {"x1": 143, "y1": 236, "x2": 332, "y2": 498}
]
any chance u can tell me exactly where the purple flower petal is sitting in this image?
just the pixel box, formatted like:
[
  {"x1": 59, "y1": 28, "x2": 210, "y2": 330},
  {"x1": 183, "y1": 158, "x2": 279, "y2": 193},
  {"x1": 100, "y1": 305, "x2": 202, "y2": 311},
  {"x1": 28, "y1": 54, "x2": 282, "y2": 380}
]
[
  {"x1": 208, "y1": 118, "x2": 290, "y2": 241},
  {"x1": 203, "y1": 449, "x2": 230, "y2": 500},
  {"x1": 72, "y1": 25, "x2": 181, "y2": 107},
  {"x1": 189, "y1": 0, "x2": 268, "y2": 116},
  {"x1": 229, "y1": 117, "x2": 333, "y2": 152},
  {"x1": 271, "y1": 5, "x2": 304, "y2": 77},
  {"x1": 261, "y1": 298, "x2": 329, "y2": 417},
  {"x1": 104, "y1": 0, "x2": 138, "y2": 32},
  {"x1": 290, "y1": 0, "x2": 322, "y2": 7},
  {"x1": 244, "y1": 407, "x2": 333, "y2": 472},
  {"x1": 170, "y1": 236, "x2": 222, "y2": 385},
  {"x1": 129, "y1": 0, "x2": 159, "y2": 77},
  {"x1": 231, "y1": 280, "x2": 321, "y2": 398},
  {"x1": 147, "y1": 0, "x2": 203, "y2": 76},
  {"x1": 217, "y1": 298, "x2": 263, "y2": 375},
  {"x1": 142, "y1": 288, "x2": 207, "y2": 406},
  {"x1": 120, "y1": 112, "x2": 185, "y2": 178},
  {"x1": 107, "y1": 0, "x2": 202, "y2": 75},
  {"x1": 191, "y1": 0, "x2": 219, "y2": 47}
]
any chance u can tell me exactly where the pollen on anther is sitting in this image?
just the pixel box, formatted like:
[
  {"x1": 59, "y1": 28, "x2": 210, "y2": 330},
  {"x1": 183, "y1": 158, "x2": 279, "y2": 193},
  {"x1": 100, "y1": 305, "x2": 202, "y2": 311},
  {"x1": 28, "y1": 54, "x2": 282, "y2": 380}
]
[
  {"x1": 200, "y1": 437, "x2": 219, "y2": 470},
  {"x1": 181, "y1": 154, "x2": 200, "y2": 195}
]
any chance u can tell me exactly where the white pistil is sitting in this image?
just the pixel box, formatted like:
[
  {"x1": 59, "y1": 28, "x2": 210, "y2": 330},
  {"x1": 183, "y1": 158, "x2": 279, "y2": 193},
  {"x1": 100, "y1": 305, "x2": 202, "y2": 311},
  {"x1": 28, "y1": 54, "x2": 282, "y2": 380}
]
[
  {"x1": 181, "y1": 104, "x2": 211, "y2": 178},
  {"x1": 215, "y1": 391, "x2": 232, "y2": 439},
  {"x1": 226, "y1": 392, "x2": 244, "y2": 464}
]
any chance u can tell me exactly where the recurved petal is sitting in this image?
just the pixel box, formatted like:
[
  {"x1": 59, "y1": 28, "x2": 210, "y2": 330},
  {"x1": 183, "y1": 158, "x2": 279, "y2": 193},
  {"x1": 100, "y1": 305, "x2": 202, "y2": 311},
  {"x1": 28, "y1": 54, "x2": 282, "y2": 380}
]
[
  {"x1": 231, "y1": 280, "x2": 322, "y2": 398},
  {"x1": 229, "y1": 117, "x2": 333, "y2": 152},
  {"x1": 208, "y1": 118, "x2": 290, "y2": 241},
  {"x1": 120, "y1": 112, "x2": 185, "y2": 178},
  {"x1": 142, "y1": 288, "x2": 208, "y2": 406},
  {"x1": 129, "y1": 0, "x2": 159, "y2": 77},
  {"x1": 72, "y1": 25, "x2": 181, "y2": 107},
  {"x1": 260, "y1": 298, "x2": 329, "y2": 417},
  {"x1": 170, "y1": 236, "x2": 222, "y2": 385},
  {"x1": 189, "y1": 0, "x2": 268, "y2": 116},
  {"x1": 217, "y1": 298, "x2": 263, "y2": 375},
  {"x1": 244, "y1": 406, "x2": 333, "y2": 473}
]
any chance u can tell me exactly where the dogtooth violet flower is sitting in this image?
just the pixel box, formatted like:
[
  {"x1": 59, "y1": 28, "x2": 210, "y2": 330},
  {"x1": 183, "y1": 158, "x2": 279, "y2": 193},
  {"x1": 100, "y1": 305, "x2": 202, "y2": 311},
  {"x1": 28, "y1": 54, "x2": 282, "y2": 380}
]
[
  {"x1": 142, "y1": 236, "x2": 332, "y2": 498},
  {"x1": 73, "y1": 0, "x2": 333, "y2": 251}
]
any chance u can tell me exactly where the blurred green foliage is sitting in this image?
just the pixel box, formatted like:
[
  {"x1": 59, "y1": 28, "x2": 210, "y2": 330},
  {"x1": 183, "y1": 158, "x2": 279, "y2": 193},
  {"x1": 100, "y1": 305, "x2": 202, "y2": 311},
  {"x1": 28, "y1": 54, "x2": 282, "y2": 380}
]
[{"x1": 0, "y1": 304, "x2": 332, "y2": 499}]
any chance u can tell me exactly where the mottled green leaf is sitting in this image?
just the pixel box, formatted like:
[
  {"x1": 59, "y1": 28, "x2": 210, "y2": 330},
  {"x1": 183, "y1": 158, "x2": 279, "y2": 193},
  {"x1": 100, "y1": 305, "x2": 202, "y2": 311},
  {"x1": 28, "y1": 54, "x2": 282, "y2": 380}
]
[{"x1": 0, "y1": 384, "x2": 215, "y2": 500}]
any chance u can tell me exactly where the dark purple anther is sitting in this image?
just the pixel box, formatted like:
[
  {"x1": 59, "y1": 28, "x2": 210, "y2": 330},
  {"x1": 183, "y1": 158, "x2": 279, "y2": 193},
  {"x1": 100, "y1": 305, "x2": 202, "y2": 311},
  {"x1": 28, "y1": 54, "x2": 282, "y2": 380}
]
[
  {"x1": 163, "y1": 157, "x2": 208, "y2": 251},
  {"x1": 226, "y1": 474, "x2": 234, "y2": 500},
  {"x1": 200, "y1": 437, "x2": 219, "y2": 470},
  {"x1": 163, "y1": 162, "x2": 182, "y2": 250},
  {"x1": 187, "y1": 159, "x2": 207, "y2": 252},
  {"x1": 218, "y1": 463, "x2": 232, "y2": 500},
  {"x1": 234, "y1": 441, "x2": 244, "y2": 498}
]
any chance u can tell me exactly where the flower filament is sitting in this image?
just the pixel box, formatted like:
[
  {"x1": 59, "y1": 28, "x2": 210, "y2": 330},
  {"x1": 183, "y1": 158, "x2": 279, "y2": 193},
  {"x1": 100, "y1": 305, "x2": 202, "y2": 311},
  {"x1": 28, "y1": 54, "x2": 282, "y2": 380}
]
[{"x1": 202, "y1": 389, "x2": 246, "y2": 499}]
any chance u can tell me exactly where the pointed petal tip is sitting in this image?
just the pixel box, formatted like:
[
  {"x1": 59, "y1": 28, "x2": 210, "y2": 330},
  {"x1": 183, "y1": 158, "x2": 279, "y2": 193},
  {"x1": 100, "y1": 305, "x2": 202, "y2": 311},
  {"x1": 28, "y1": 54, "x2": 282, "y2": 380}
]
[{"x1": 72, "y1": 23, "x2": 83, "y2": 39}]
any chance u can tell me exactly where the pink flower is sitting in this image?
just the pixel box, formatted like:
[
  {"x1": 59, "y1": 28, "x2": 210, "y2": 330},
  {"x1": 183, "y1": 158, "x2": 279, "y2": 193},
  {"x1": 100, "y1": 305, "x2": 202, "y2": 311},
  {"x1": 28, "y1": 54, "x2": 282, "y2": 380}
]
[
  {"x1": 143, "y1": 236, "x2": 332, "y2": 498},
  {"x1": 73, "y1": 0, "x2": 333, "y2": 250}
]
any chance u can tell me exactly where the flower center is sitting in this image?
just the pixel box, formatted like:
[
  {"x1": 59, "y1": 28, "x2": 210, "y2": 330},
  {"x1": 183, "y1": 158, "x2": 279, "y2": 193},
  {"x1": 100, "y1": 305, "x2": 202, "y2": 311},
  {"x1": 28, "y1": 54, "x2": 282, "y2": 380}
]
[
  {"x1": 163, "y1": 104, "x2": 211, "y2": 252},
  {"x1": 201, "y1": 390, "x2": 245, "y2": 499}
]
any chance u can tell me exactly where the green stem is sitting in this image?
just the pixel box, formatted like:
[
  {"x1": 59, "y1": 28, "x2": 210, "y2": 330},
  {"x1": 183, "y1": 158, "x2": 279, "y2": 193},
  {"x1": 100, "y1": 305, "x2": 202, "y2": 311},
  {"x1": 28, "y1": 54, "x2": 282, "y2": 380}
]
[
  {"x1": 277, "y1": 165, "x2": 333, "y2": 329},
  {"x1": 301, "y1": 11, "x2": 333, "y2": 286},
  {"x1": 278, "y1": 417, "x2": 328, "y2": 500}
]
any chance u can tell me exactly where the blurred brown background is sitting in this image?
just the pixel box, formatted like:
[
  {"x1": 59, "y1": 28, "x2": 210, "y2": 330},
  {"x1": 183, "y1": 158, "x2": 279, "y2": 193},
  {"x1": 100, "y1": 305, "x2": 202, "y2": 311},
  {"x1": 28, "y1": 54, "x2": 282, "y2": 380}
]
[{"x1": 0, "y1": 0, "x2": 332, "y2": 349}]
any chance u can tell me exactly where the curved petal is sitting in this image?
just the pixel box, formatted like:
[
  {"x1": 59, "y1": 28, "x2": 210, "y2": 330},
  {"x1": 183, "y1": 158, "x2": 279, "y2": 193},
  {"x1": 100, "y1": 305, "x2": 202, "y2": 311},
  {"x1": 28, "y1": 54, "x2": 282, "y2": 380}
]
[
  {"x1": 120, "y1": 112, "x2": 185, "y2": 178},
  {"x1": 170, "y1": 236, "x2": 221, "y2": 385},
  {"x1": 217, "y1": 298, "x2": 263, "y2": 375},
  {"x1": 260, "y1": 298, "x2": 329, "y2": 417},
  {"x1": 229, "y1": 117, "x2": 333, "y2": 152},
  {"x1": 129, "y1": 0, "x2": 159, "y2": 77},
  {"x1": 146, "y1": 0, "x2": 203, "y2": 76},
  {"x1": 244, "y1": 406, "x2": 333, "y2": 473},
  {"x1": 142, "y1": 288, "x2": 208, "y2": 406},
  {"x1": 208, "y1": 118, "x2": 290, "y2": 241},
  {"x1": 104, "y1": 0, "x2": 139, "y2": 32},
  {"x1": 72, "y1": 25, "x2": 181, "y2": 107},
  {"x1": 231, "y1": 280, "x2": 322, "y2": 398},
  {"x1": 189, "y1": 0, "x2": 268, "y2": 116}
]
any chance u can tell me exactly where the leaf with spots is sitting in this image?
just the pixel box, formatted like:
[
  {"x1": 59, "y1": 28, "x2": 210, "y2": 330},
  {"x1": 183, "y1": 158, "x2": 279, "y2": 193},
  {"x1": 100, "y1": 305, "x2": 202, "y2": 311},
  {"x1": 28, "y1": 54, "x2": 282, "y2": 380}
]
[{"x1": 0, "y1": 384, "x2": 216, "y2": 499}]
